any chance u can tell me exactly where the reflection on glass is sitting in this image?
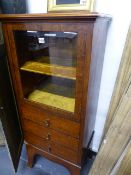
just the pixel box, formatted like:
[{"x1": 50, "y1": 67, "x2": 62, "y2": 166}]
[
  {"x1": 14, "y1": 31, "x2": 77, "y2": 113},
  {"x1": 56, "y1": 0, "x2": 80, "y2": 5}
]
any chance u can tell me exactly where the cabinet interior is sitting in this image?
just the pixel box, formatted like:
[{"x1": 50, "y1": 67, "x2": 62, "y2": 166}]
[{"x1": 14, "y1": 30, "x2": 77, "y2": 112}]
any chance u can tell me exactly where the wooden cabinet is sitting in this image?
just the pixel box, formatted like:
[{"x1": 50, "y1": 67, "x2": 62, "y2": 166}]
[{"x1": 0, "y1": 13, "x2": 111, "y2": 175}]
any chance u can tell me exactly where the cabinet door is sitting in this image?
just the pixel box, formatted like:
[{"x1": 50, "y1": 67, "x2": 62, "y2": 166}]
[
  {"x1": 5, "y1": 23, "x2": 86, "y2": 121},
  {"x1": 0, "y1": 44, "x2": 23, "y2": 171}
]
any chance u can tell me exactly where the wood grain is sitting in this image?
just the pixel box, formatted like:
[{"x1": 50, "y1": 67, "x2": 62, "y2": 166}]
[
  {"x1": 26, "y1": 144, "x2": 81, "y2": 175},
  {"x1": 82, "y1": 17, "x2": 110, "y2": 148},
  {"x1": 21, "y1": 61, "x2": 76, "y2": 80},
  {"x1": 89, "y1": 77, "x2": 131, "y2": 175},
  {"x1": 23, "y1": 118, "x2": 79, "y2": 151},
  {"x1": 28, "y1": 90, "x2": 75, "y2": 113},
  {"x1": 22, "y1": 103, "x2": 80, "y2": 138},
  {"x1": 1, "y1": 14, "x2": 111, "y2": 174},
  {"x1": 25, "y1": 132, "x2": 78, "y2": 164},
  {"x1": 116, "y1": 141, "x2": 131, "y2": 175},
  {"x1": 0, "y1": 13, "x2": 111, "y2": 21},
  {"x1": 5, "y1": 22, "x2": 88, "y2": 121}
]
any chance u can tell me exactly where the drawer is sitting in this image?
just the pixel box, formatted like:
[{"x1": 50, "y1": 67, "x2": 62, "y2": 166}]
[
  {"x1": 24, "y1": 132, "x2": 78, "y2": 164},
  {"x1": 23, "y1": 119, "x2": 79, "y2": 151},
  {"x1": 22, "y1": 104, "x2": 80, "y2": 138}
]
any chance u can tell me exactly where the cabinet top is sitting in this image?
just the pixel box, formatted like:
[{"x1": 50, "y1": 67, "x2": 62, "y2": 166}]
[{"x1": 0, "y1": 12, "x2": 111, "y2": 22}]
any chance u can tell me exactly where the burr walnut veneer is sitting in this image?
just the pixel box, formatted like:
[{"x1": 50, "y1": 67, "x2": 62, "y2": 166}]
[{"x1": 0, "y1": 13, "x2": 111, "y2": 174}]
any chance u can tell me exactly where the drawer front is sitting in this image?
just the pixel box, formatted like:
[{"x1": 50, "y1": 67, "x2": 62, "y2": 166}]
[
  {"x1": 23, "y1": 119, "x2": 79, "y2": 151},
  {"x1": 22, "y1": 104, "x2": 80, "y2": 138},
  {"x1": 25, "y1": 132, "x2": 78, "y2": 164}
]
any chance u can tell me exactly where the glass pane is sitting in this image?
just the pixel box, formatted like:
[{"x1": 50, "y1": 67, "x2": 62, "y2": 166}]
[{"x1": 14, "y1": 31, "x2": 77, "y2": 113}]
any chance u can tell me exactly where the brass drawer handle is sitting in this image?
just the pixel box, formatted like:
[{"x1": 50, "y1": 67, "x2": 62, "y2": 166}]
[
  {"x1": 0, "y1": 106, "x2": 4, "y2": 110},
  {"x1": 46, "y1": 133, "x2": 51, "y2": 141},
  {"x1": 48, "y1": 146, "x2": 51, "y2": 152},
  {"x1": 44, "y1": 119, "x2": 50, "y2": 127}
]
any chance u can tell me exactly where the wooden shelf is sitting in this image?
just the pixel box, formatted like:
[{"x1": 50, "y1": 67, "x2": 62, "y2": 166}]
[
  {"x1": 28, "y1": 90, "x2": 75, "y2": 113},
  {"x1": 20, "y1": 61, "x2": 76, "y2": 80}
]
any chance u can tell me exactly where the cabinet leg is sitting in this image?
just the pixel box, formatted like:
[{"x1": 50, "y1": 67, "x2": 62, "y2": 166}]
[
  {"x1": 26, "y1": 144, "x2": 35, "y2": 168},
  {"x1": 26, "y1": 144, "x2": 81, "y2": 175}
]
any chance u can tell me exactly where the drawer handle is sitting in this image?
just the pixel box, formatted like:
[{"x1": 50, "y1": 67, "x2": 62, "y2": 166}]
[
  {"x1": 0, "y1": 106, "x2": 4, "y2": 110},
  {"x1": 44, "y1": 119, "x2": 50, "y2": 127},
  {"x1": 48, "y1": 146, "x2": 51, "y2": 152},
  {"x1": 46, "y1": 133, "x2": 51, "y2": 141}
]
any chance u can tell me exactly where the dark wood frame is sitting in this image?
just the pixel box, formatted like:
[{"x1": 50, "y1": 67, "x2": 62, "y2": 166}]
[
  {"x1": 4, "y1": 22, "x2": 87, "y2": 121},
  {"x1": 0, "y1": 13, "x2": 111, "y2": 174}
]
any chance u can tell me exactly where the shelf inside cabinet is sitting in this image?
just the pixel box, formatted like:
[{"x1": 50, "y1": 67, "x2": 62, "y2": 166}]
[
  {"x1": 28, "y1": 91, "x2": 75, "y2": 112},
  {"x1": 20, "y1": 59, "x2": 76, "y2": 80},
  {"x1": 26, "y1": 77, "x2": 75, "y2": 112}
]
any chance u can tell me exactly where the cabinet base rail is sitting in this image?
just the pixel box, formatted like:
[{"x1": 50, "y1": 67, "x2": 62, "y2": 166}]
[{"x1": 26, "y1": 144, "x2": 81, "y2": 175}]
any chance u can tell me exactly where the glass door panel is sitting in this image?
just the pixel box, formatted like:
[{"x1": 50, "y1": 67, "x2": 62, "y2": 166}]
[{"x1": 14, "y1": 31, "x2": 77, "y2": 113}]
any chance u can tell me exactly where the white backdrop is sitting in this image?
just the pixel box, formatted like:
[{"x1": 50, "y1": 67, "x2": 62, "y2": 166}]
[
  {"x1": 26, "y1": 0, "x2": 47, "y2": 13},
  {"x1": 92, "y1": 0, "x2": 131, "y2": 151}
]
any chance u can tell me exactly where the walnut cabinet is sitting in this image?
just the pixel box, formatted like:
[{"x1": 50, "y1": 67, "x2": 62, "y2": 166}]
[{"x1": 0, "y1": 13, "x2": 111, "y2": 175}]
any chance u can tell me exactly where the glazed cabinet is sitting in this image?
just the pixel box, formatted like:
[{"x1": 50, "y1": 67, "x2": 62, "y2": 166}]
[{"x1": 0, "y1": 13, "x2": 111, "y2": 174}]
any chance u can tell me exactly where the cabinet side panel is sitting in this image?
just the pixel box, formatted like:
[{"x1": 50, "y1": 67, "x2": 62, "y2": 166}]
[
  {"x1": 83, "y1": 19, "x2": 110, "y2": 147},
  {"x1": 77, "y1": 22, "x2": 94, "y2": 165}
]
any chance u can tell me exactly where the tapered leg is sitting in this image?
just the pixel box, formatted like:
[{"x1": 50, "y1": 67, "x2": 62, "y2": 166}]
[{"x1": 26, "y1": 144, "x2": 35, "y2": 168}]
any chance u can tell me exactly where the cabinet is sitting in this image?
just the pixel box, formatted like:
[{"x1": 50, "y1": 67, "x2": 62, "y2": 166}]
[{"x1": 0, "y1": 13, "x2": 111, "y2": 175}]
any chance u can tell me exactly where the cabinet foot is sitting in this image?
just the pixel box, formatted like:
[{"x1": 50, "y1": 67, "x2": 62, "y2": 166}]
[
  {"x1": 26, "y1": 144, "x2": 81, "y2": 175},
  {"x1": 26, "y1": 144, "x2": 35, "y2": 168}
]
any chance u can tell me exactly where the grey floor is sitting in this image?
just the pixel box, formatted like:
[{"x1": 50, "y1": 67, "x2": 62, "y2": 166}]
[{"x1": 0, "y1": 145, "x2": 93, "y2": 175}]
